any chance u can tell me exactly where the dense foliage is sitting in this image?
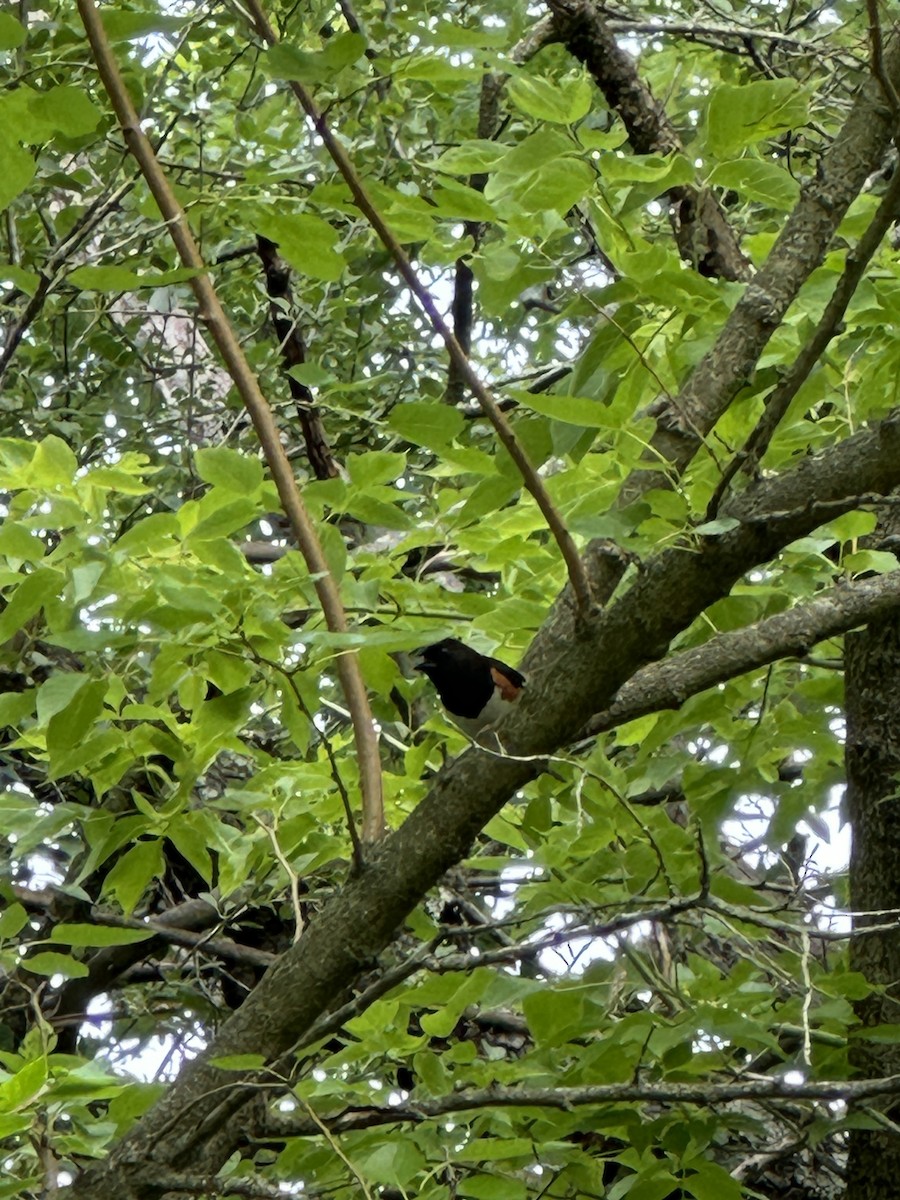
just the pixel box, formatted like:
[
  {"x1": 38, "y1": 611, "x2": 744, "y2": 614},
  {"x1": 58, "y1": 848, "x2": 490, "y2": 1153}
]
[{"x1": 1, "y1": 1, "x2": 899, "y2": 1197}]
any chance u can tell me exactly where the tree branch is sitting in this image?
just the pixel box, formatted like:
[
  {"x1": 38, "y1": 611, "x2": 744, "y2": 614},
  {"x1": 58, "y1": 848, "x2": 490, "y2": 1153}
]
[
  {"x1": 587, "y1": 570, "x2": 900, "y2": 737},
  {"x1": 547, "y1": 0, "x2": 750, "y2": 280},
  {"x1": 258, "y1": 1073, "x2": 900, "y2": 1138},
  {"x1": 77, "y1": 0, "x2": 384, "y2": 847},
  {"x1": 241, "y1": 0, "x2": 593, "y2": 613},
  {"x1": 255, "y1": 235, "x2": 339, "y2": 481}
]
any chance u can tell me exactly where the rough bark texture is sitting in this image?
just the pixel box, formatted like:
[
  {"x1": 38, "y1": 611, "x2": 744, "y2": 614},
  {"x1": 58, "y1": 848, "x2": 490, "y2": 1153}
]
[{"x1": 845, "y1": 613, "x2": 900, "y2": 1198}]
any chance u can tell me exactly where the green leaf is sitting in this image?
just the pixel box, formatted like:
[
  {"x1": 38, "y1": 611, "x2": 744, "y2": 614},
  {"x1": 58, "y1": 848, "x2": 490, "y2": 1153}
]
[
  {"x1": 49, "y1": 924, "x2": 153, "y2": 948},
  {"x1": 68, "y1": 265, "x2": 155, "y2": 292},
  {"x1": 194, "y1": 447, "x2": 263, "y2": 494},
  {"x1": 0, "y1": 1058, "x2": 47, "y2": 1109},
  {"x1": 211, "y1": 1054, "x2": 267, "y2": 1071},
  {"x1": 358, "y1": 1139, "x2": 425, "y2": 1186},
  {"x1": 36, "y1": 673, "x2": 91, "y2": 725},
  {"x1": 288, "y1": 363, "x2": 335, "y2": 388},
  {"x1": 30, "y1": 435, "x2": 77, "y2": 487},
  {"x1": 188, "y1": 497, "x2": 260, "y2": 542},
  {"x1": 322, "y1": 31, "x2": 367, "y2": 69},
  {"x1": 0, "y1": 568, "x2": 59, "y2": 643},
  {"x1": 430, "y1": 182, "x2": 497, "y2": 221},
  {"x1": 346, "y1": 488, "x2": 413, "y2": 529},
  {"x1": 708, "y1": 159, "x2": 800, "y2": 210},
  {"x1": 601, "y1": 153, "x2": 694, "y2": 187},
  {"x1": 683, "y1": 1162, "x2": 743, "y2": 1200},
  {"x1": 843, "y1": 550, "x2": 899, "y2": 575},
  {"x1": 253, "y1": 211, "x2": 344, "y2": 282},
  {"x1": 693, "y1": 517, "x2": 740, "y2": 536},
  {"x1": 0, "y1": 691, "x2": 34, "y2": 728},
  {"x1": 507, "y1": 71, "x2": 592, "y2": 125},
  {"x1": 512, "y1": 158, "x2": 594, "y2": 215},
  {"x1": 0, "y1": 904, "x2": 28, "y2": 940},
  {"x1": 101, "y1": 9, "x2": 184, "y2": 40},
  {"x1": 0, "y1": 264, "x2": 40, "y2": 295},
  {"x1": 0, "y1": 523, "x2": 43, "y2": 561},
  {"x1": 455, "y1": 1138, "x2": 535, "y2": 1162},
  {"x1": 166, "y1": 814, "x2": 214, "y2": 884},
  {"x1": 266, "y1": 43, "x2": 341, "y2": 84},
  {"x1": 29, "y1": 86, "x2": 102, "y2": 137},
  {"x1": 346, "y1": 451, "x2": 406, "y2": 488},
  {"x1": 512, "y1": 390, "x2": 617, "y2": 427},
  {"x1": 707, "y1": 79, "x2": 809, "y2": 156},
  {"x1": 47, "y1": 679, "x2": 107, "y2": 763},
  {"x1": 102, "y1": 840, "x2": 164, "y2": 915},
  {"x1": 387, "y1": 402, "x2": 464, "y2": 448},
  {"x1": 0, "y1": 14, "x2": 25, "y2": 50},
  {"x1": 23, "y1": 952, "x2": 89, "y2": 979},
  {"x1": 434, "y1": 140, "x2": 509, "y2": 176},
  {"x1": 0, "y1": 132, "x2": 34, "y2": 212},
  {"x1": 0, "y1": 1113, "x2": 32, "y2": 1139}
]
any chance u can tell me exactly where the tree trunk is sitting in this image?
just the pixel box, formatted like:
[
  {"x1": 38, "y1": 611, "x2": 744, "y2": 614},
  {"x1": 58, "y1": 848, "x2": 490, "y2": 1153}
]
[{"x1": 845, "y1": 614, "x2": 900, "y2": 1198}]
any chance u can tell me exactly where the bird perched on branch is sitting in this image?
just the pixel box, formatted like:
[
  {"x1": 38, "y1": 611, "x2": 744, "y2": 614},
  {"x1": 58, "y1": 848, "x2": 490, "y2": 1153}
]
[{"x1": 413, "y1": 638, "x2": 525, "y2": 736}]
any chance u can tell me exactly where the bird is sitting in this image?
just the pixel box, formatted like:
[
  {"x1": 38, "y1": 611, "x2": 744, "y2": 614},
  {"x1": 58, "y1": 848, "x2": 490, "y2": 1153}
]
[{"x1": 413, "y1": 638, "x2": 525, "y2": 737}]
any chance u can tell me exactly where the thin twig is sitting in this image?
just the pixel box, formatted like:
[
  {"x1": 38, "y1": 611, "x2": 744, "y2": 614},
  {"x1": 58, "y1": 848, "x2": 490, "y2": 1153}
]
[
  {"x1": 252, "y1": 814, "x2": 305, "y2": 942},
  {"x1": 799, "y1": 928, "x2": 813, "y2": 1069},
  {"x1": 296, "y1": 1096, "x2": 374, "y2": 1200},
  {"x1": 240, "y1": 0, "x2": 593, "y2": 612},
  {"x1": 77, "y1": 0, "x2": 384, "y2": 844}
]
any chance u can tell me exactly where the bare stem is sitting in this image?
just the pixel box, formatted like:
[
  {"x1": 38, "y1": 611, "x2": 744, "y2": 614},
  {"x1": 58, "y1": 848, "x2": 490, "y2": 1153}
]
[{"x1": 77, "y1": 0, "x2": 384, "y2": 843}]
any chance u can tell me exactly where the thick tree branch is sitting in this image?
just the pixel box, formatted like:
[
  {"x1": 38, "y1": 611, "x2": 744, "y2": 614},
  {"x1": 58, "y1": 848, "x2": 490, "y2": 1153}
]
[
  {"x1": 242, "y1": 0, "x2": 593, "y2": 612},
  {"x1": 77, "y1": 0, "x2": 384, "y2": 846},
  {"x1": 587, "y1": 570, "x2": 900, "y2": 736},
  {"x1": 68, "y1": 409, "x2": 900, "y2": 1197},
  {"x1": 548, "y1": 0, "x2": 750, "y2": 280}
]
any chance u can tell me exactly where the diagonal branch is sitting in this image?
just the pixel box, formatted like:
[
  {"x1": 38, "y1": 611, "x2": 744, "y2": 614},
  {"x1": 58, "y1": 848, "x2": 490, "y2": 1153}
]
[
  {"x1": 707, "y1": 158, "x2": 900, "y2": 517},
  {"x1": 586, "y1": 569, "x2": 900, "y2": 737},
  {"x1": 241, "y1": 0, "x2": 593, "y2": 612},
  {"x1": 547, "y1": 0, "x2": 750, "y2": 280},
  {"x1": 77, "y1": 0, "x2": 383, "y2": 847}
]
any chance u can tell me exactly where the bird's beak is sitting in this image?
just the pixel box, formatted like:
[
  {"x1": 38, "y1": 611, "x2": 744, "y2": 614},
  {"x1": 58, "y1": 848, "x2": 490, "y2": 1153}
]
[{"x1": 412, "y1": 649, "x2": 429, "y2": 673}]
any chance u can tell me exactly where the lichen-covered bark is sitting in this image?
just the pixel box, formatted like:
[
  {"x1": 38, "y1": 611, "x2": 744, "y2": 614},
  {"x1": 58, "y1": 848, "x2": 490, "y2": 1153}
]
[{"x1": 845, "y1": 613, "x2": 900, "y2": 1198}]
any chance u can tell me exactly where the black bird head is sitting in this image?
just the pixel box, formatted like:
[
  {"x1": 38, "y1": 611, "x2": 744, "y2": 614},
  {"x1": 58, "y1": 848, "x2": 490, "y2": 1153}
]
[{"x1": 414, "y1": 638, "x2": 525, "y2": 734}]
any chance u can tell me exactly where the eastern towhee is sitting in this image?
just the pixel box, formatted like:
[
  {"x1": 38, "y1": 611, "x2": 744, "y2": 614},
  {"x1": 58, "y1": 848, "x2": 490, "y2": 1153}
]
[{"x1": 414, "y1": 638, "x2": 525, "y2": 736}]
